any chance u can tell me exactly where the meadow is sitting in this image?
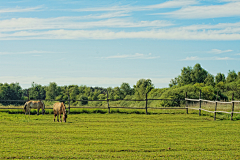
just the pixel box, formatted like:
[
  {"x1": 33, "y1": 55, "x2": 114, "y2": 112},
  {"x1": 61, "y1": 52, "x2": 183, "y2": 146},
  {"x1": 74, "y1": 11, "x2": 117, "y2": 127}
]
[{"x1": 0, "y1": 109, "x2": 240, "y2": 159}]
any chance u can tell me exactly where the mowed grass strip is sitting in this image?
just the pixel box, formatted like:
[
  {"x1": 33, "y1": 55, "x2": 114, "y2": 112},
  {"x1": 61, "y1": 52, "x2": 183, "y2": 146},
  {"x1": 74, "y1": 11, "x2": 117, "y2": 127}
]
[{"x1": 0, "y1": 112, "x2": 240, "y2": 159}]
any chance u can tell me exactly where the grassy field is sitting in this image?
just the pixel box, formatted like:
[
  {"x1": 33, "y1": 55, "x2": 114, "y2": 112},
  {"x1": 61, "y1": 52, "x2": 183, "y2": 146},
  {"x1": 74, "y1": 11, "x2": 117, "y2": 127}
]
[{"x1": 0, "y1": 110, "x2": 240, "y2": 159}]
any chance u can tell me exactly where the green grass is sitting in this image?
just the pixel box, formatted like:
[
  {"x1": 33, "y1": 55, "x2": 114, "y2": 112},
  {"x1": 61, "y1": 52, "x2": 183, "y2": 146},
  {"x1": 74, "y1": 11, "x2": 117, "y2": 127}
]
[{"x1": 0, "y1": 112, "x2": 240, "y2": 159}]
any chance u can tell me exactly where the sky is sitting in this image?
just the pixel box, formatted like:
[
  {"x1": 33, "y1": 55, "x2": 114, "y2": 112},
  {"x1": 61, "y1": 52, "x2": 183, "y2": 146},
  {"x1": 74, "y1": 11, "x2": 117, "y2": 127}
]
[{"x1": 0, "y1": 0, "x2": 240, "y2": 89}]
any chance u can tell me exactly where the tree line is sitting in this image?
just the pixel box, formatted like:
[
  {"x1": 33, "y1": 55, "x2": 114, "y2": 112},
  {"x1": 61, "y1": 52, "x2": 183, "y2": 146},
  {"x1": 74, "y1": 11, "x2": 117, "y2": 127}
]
[{"x1": 0, "y1": 63, "x2": 239, "y2": 107}]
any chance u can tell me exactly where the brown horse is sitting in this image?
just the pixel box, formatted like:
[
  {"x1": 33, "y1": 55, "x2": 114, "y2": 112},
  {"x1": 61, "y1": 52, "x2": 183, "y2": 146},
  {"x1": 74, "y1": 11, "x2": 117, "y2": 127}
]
[
  {"x1": 53, "y1": 102, "x2": 67, "y2": 122},
  {"x1": 23, "y1": 100, "x2": 45, "y2": 115}
]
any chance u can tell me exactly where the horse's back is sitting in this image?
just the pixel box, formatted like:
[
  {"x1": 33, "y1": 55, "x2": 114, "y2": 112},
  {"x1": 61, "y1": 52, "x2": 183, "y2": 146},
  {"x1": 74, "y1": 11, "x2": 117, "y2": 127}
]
[
  {"x1": 28, "y1": 101, "x2": 43, "y2": 109},
  {"x1": 53, "y1": 102, "x2": 64, "y2": 114}
]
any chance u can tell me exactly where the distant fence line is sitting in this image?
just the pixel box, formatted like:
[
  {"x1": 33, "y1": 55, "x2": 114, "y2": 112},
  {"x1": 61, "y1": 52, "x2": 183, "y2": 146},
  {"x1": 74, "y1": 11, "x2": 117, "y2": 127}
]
[
  {"x1": 0, "y1": 91, "x2": 239, "y2": 120},
  {"x1": 185, "y1": 91, "x2": 240, "y2": 121}
]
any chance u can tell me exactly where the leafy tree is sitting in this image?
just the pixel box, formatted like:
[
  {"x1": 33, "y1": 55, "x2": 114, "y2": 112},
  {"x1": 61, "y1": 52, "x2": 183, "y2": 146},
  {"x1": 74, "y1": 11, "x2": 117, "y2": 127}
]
[
  {"x1": 78, "y1": 95, "x2": 88, "y2": 105},
  {"x1": 113, "y1": 87, "x2": 123, "y2": 99},
  {"x1": 29, "y1": 82, "x2": 46, "y2": 100},
  {"x1": 226, "y1": 70, "x2": 237, "y2": 83},
  {"x1": 216, "y1": 81, "x2": 225, "y2": 92},
  {"x1": 204, "y1": 74, "x2": 215, "y2": 86},
  {"x1": 180, "y1": 66, "x2": 193, "y2": 85},
  {"x1": 134, "y1": 79, "x2": 154, "y2": 100},
  {"x1": 46, "y1": 82, "x2": 60, "y2": 100},
  {"x1": 169, "y1": 77, "x2": 179, "y2": 87},
  {"x1": 215, "y1": 73, "x2": 226, "y2": 84},
  {"x1": 0, "y1": 83, "x2": 23, "y2": 105},
  {"x1": 191, "y1": 63, "x2": 208, "y2": 84},
  {"x1": 120, "y1": 82, "x2": 133, "y2": 98}
]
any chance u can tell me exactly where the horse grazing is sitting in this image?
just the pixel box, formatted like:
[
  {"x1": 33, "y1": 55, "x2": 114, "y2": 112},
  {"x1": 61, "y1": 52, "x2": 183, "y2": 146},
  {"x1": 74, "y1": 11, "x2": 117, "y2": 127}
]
[
  {"x1": 53, "y1": 102, "x2": 67, "y2": 122},
  {"x1": 23, "y1": 100, "x2": 45, "y2": 115}
]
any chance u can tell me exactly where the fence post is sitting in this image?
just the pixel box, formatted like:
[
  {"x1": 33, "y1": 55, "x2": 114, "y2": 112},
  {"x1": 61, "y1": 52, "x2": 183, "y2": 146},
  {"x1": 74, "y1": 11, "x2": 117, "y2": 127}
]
[
  {"x1": 68, "y1": 90, "x2": 70, "y2": 114},
  {"x1": 214, "y1": 91, "x2": 218, "y2": 121},
  {"x1": 107, "y1": 91, "x2": 110, "y2": 114},
  {"x1": 199, "y1": 90, "x2": 201, "y2": 116},
  {"x1": 27, "y1": 89, "x2": 29, "y2": 101},
  {"x1": 231, "y1": 93, "x2": 234, "y2": 121},
  {"x1": 185, "y1": 92, "x2": 188, "y2": 114},
  {"x1": 145, "y1": 93, "x2": 148, "y2": 115}
]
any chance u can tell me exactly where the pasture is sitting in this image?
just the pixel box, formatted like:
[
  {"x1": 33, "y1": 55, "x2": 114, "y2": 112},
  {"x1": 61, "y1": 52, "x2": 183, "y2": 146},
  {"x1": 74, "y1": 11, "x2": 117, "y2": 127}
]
[{"x1": 0, "y1": 111, "x2": 240, "y2": 159}]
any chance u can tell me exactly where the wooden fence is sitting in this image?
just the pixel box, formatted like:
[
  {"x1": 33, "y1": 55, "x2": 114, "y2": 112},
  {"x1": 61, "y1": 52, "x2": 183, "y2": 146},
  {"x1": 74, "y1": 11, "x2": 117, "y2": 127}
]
[
  {"x1": 0, "y1": 90, "x2": 240, "y2": 120},
  {"x1": 185, "y1": 91, "x2": 240, "y2": 120}
]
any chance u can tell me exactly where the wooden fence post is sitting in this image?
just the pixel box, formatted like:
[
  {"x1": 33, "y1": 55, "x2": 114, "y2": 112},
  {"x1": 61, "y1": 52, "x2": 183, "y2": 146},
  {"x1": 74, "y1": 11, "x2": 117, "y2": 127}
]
[
  {"x1": 231, "y1": 93, "x2": 234, "y2": 121},
  {"x1": 27, "y1": 89, "x2": 29, "y2": 101},
  {"x1": 185, "y1": 92, "x2": 188, "y2": 114},
  {"x1": 107, "y1": 91, "x2": 110, "y2": 114},
  {"x1": 145, "y1": 93, "x2": 148, "y2": 115},
  {"x1": 214, "y1": 91, "x2": 218, "y2": 121},
  {"x1": 68, "y1": 90, "x2": 70, "y2": 114},
  {"x1": 199, "y1": 90, "x2": 201, "y2": 116}
]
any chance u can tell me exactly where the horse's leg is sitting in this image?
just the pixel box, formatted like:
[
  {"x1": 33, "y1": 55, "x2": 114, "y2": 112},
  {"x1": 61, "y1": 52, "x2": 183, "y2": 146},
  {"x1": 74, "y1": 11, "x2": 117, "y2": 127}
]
[
  {"x1": 54, "y1": 114, "x2": 56, "y2": 122},
  {"x1": 60, "y1": 113, "x2": 62, "y2": 122},
  {"x1": 37, "y1": 108, "x2": 39, "y2": 115},
  {"x1": 57, "y1": 113, "x2": 59, "y2": 122}
]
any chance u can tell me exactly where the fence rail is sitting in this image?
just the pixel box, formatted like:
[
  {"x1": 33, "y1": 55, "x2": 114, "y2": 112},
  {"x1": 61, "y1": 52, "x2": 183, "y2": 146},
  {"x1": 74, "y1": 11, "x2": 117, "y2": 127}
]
[{"x1": 0, "y1": 90, "x2": 239, "y2": 120}]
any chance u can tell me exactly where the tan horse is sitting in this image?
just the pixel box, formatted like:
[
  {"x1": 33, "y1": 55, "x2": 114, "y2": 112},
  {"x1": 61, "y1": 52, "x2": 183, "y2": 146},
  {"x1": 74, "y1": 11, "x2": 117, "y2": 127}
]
[
  {"x1": 53, "y1": 102, "x2": 67, "y2": 122},
  {"x1": 23, "y1": 100, "x2": 45, "y2": 115}
]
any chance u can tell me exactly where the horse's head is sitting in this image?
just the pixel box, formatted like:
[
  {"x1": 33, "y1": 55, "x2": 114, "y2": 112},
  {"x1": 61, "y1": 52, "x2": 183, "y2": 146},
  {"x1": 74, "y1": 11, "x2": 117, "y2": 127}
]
[
  {"x1": 23, "y1": 103, "x2": 27, "y2": 113},
  {"x1": 42, "y1": 109, "x2": 45, "y2": 115},
  {"x1": 63, "y1": 113, "x2": 67, "y2": 122}
]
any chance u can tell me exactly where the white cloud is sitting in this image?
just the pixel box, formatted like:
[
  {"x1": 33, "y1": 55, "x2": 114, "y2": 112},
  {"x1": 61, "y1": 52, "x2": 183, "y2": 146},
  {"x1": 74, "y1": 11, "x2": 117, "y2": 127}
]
[
  {"x1": 0, "y1": 17, "x2": 172, "y2": 32},
  {"x1": 73, "y1": 0, "x2": 198, "y2": 12},
  {"x1": 0, "y1": 6, "x2": 42, "y2": 13},
  {"x1": 104, "y1": 53, "x2": 159, "y2": 59},
  {"x1": 158, "y1": 2, "x2": 240, "y2": 19},
  {"x1": 208, "y1": 49, "x2": 233, "y2": 54},
  {"x1": 182, "y1": 56, "x2": 235, "y2": 61},
  {"x1": 1, "y1": 28, "x2": 240, "y2": 40}
]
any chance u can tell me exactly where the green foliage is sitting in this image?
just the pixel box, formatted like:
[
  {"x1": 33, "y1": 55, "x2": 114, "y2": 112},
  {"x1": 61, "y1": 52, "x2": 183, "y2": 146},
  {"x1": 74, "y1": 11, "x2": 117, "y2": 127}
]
[
  {"x1": 204, "y1": 74, "x2": 215, "y2": 86},
  {"x1": 45, "y1": 82, "x2": 60, "y2": 100},
  {"x1": 0, "y1": 83, "x2": 23, "y2": 105},
  {"x1": 134, "y1": 79, "x2": 154, "y2": 100},
  {"x1": 226, "y1": 70, "x2": 237, "y2": 83},
  {"x1": 78, "y1": 95, "x2": 88, "y2": 105},
  {"x1": 215, "y1": 73, "x2": 226, "y2": 83},
  {"x1": 29, "y1": 82, "x2": 46, "y2": 100}
]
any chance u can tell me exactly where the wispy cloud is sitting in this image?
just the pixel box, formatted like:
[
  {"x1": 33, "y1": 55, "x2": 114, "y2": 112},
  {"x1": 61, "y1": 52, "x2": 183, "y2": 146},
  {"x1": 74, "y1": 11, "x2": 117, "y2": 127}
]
[
  {"x1": 182, "y1": 56, "x2": 235, "y2": 61},
  {"x1": 208, "y1": 49, "x2": 233, "y2": 54},
  {"x1": 73, "y1": 0, "x2": 198, "y2": 12},
  {"x1": 1, "y1": 28, "x2": 240, "y2": 40},
  {"x1": 158, "y1": 2, "x2": 240, "y2": 19},
  {"x1": 104, "y1": 53, "x2": 160, "y2": 59},
  {"x1": 0, "y1": 6, "x2": 43, "y2": 13},
  {"x1": 0, "y1": 17, "x2": 172, "y2": 32},
  {"x1": 0, "y1": 50, "x2": 62, "y2": 55}
]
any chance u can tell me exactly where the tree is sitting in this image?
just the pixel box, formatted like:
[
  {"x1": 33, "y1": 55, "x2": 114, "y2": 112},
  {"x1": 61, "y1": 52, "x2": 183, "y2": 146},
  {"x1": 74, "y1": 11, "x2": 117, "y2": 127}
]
[
  {"x1": 204, "y1": 74, "x2": 215, "y2": 86},
  {"x1": 29, "y1": 82, "x2": 46, "y2": 100},
  {"x1": 46, "y1": 82, "x2": 60, "y2": 100},
  {"x1": 180, "y1": 66, "x2": 193, "y2": 85},
  {"x1": 120, "y1": 82, "x2": 133, "y2": 98},
  {"x1": 134, "y1": 79, "x2": 154, "y2": 100},
  {"x1": 226, "y1": 70, "x2": 237, "y2": 83},
  {"x1": 191, "y1": 63, "x2": 208, "y2": 84},
  {"x1": 215, "y1": 73, "x2": 226, "y2": 84}
]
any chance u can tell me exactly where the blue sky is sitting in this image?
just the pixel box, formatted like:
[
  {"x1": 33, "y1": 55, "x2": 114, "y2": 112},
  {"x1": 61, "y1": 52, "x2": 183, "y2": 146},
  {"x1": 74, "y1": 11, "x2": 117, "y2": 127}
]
[{"x1": 0, "y1": 0, "x2": 240, "y2": 89}]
